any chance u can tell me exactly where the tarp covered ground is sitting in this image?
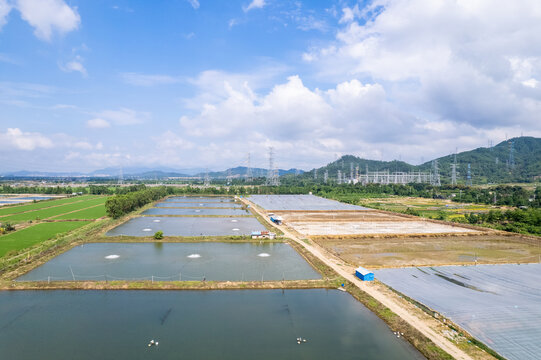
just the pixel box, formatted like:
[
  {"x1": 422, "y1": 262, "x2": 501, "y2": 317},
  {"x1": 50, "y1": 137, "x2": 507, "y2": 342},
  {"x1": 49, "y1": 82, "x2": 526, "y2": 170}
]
[{"x1": 376, "y1": 263, "x2": 541, "y2": 360}]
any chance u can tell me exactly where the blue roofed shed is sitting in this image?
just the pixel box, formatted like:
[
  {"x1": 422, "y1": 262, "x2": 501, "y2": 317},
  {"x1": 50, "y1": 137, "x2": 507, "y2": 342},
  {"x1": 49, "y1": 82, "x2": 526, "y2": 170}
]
[{"x1": 355, "y1": 266, "x2": 374, "y2": 281}]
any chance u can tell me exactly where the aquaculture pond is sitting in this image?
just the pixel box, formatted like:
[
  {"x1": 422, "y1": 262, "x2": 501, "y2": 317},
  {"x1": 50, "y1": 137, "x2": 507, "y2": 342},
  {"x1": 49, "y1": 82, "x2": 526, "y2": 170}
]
[
  {"x1": 106, "y1": 216, "x2": 265, "y2": 237},
  {"x1": 155, "y1": 202, "x2": 242, "y2": 208},
  {"x1": 141, "y1": 207, "x2": 250, "y2": 216},
  {"x1": 17, "y1": 242, "x2": 320, "y2": 281},
  {"x1": 164, "y1": 196, "x2": 236, "y2": 202},
  {"x1": 0, "y1": 289, "x2": 424, "y2": 360}
]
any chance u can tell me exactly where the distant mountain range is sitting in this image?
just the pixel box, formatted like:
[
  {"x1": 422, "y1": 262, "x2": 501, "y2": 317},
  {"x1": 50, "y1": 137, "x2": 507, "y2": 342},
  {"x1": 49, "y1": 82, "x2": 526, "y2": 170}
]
[
  {"x1": 0, "y1": 165, "x2": 303, "y2": 179},
  {"x1": 300, "y1": 136, "x2": 541, "y2": 184},
  {"x1": 2, "y1": 136, "x2": 539, "y2": 183}
]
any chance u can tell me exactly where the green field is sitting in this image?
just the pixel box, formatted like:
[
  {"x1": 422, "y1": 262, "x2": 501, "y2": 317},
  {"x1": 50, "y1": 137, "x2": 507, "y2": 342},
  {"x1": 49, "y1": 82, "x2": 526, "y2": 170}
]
[
  {"x1": 0, "y1": 197, "x2": 107, "y2": 223},
  {"x1": 0, "y1": 196, "x2": 100, "y2": 217},
  {"x1": 0, "y1": 221, "x2": 91, "y2": 257},
  {"x1": 55, "y1": 205, "x2": 107, "y2": 220}
]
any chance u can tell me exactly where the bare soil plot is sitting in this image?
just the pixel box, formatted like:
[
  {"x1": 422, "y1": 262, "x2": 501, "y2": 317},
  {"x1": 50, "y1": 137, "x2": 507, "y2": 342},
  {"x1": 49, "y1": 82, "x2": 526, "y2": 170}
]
[
  {"x1": 276, "y1": 210, "x2": 478, "y2": 236},
  {"x1": 313, "y1": 233, "x2": 541, "y2": 268}
]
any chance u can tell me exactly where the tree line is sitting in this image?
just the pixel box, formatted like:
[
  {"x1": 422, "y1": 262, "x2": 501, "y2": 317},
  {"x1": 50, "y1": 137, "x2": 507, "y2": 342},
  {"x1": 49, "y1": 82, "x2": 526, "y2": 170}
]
[{"x1": 105, "y1": 186, "x2": 171, "y2": 218}]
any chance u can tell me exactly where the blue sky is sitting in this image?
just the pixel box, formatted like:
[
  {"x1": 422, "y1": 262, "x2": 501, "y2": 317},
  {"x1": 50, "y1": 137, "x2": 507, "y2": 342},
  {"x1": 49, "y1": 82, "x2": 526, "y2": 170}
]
[{"x1": 1, "y1": 0, "x2": 540, "y2": 173}]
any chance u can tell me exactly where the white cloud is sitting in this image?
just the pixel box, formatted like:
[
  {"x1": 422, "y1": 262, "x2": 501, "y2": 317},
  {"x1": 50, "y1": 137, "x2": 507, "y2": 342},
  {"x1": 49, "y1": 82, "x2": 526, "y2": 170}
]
[
  {"x1": 120, "y1": 72, "x2": 181, "y2": 86},
  {"x1": 15, "y1": 0, "x2": 80, "y2": 41},
  {"x1": 59, "y1": 56, "x2": 87, "y2": 77},
  {"x1": 0, "y1": 128, "x2": 53, "y2": 150},
  {"x1": 187, "y1": 0, "x2": 199, "y2": 10},
  {"x1": 243, "y1": 0, "x2": 265, "y2": 12},
  {"x1": 95, "y1": 108, "x2": 150, "y2": 126},
  {"x1": 304, "y1": 0, "x2": 541, "y2": 131},
  {"x1": 0, "y1": 0, "x2": 11, "y2": 29},
  {"x1": 86, "y1": 118, "x2": 111, "y2": 129}
]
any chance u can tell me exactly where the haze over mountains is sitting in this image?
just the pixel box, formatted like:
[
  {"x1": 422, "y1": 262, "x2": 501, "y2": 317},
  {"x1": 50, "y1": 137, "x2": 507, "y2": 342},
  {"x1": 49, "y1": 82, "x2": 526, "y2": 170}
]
[{"x1": 2, "y1": 137, "x2": 540, "y2": 183}]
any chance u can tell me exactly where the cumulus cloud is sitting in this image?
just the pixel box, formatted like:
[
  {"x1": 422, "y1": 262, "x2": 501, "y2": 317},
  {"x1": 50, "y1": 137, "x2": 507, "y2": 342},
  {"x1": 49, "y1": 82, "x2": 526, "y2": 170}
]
[
  {"x1": 14, "y1": 0, "x2": 80, "y2": 41},
  {"x1": 243, "y1": 0, "x2": 265, "y2": 12},
  {"x1": 303, "y1": 0, "x2": 541, "y2": 136},
  {"x1": 0, "y1": 0, "x2": 11, "y2": 29},
  {"x1": 59, "y1": 56, "x2": 87, "y2": 77},
  {"x1": 95, "y1": 108, "x2": 149, "y2": 126},
  {"x1": 187, "y1": 0, "x2": 199, "y2": 10},
  {"x1": 86, "y1": 118, "x2": 111, "y2": 129},
  {"x1": 0, "y1": 128, "x2": 53, "y2": 150}
]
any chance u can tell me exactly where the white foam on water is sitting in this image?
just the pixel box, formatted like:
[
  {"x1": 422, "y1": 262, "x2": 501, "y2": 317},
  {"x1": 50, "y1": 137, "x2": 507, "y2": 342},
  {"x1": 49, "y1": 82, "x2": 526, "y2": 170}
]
[
  {"x1": 143, "y1": 228, "x2": 152, "y2": 232},
  {"x1": 187, "y1": 254, "x2": 201, "y2": 258},
  {"x1": 195, "y1": 210, "x2": 201, "y2": 212},
  {"x1": 258, "y1": 253, "x2": 270, "y2": 257},
  {"x1": 153, "y1": 220, "x2": 161, "y2": 223},
  {"x1": 105, "y1": 255, "x2": 119, "y2": 259},
  {"x1": 231, "y1": 219, "x2": 238, "y2": 222},
  {"x1": 232, "y1": 228, "x2": 240, "y2": 231}
]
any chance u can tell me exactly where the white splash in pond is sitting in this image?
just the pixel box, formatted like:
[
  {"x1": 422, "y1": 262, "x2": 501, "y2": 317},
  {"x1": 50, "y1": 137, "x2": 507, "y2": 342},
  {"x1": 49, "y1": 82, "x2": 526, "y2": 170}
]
[
  {"x1": 195, "y1": 210, "x2": 201, "y2": 212},
  {"x1": 232, "y1": 228, "x2": 240, "y2": 231},
  {"x1": 231, "y1": 219, "x2": 238, "y2": 223},
  {"x1": 153, "y1": 220, "x2": 161, "y2": 223},
  {"x1": 105, "y1": 255, "x2": 119, "y2": 259},
  {"x1": 143, "y1": 228, "x2": 152, "y2": 232},
  {"x1": 187, "y1": 254, "x2": 201, "y2": 258},
  {"x1": 258, "y1": 253, "x2": 270, "y2": 257}
]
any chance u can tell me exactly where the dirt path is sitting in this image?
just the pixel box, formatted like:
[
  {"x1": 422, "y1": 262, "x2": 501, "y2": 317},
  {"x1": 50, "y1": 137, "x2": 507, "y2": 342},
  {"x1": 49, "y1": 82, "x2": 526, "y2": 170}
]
[{"x1": 242, "y1": 198, "x2": 474, "y2": 360}]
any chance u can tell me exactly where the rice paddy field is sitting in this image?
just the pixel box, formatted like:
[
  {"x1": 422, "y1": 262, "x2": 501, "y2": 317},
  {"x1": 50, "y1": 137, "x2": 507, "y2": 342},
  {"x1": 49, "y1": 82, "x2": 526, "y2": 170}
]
[
  {"x1": 0, "y1": 221, "x2": 91, "y2": 257},
  {"x1": 0, "y1": 195, "x2": 108, "y2": 261}
]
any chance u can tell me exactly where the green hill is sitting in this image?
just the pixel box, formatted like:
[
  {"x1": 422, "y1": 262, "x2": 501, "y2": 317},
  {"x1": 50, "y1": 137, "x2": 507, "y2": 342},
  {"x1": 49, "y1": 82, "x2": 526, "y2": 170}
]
[{"x1": 299, "y1": 136, "x2": 541, "y2": 184}]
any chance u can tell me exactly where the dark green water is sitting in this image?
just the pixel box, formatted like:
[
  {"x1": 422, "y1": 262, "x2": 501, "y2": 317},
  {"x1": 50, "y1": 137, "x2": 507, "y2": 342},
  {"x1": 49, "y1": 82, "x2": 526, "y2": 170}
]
[
  {"x1": 0, "y1": 290, "x2": 424, "y2": 360},
  {"x1": 17, "y1": 243, "x2": 321, "y2": 281}
]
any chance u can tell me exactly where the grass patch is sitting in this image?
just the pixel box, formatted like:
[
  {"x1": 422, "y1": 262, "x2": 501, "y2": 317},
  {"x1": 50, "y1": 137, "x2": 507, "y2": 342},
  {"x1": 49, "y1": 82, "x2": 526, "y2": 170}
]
[{"x1": 0, "y1": 221, "x2": 91, "y2": 257}]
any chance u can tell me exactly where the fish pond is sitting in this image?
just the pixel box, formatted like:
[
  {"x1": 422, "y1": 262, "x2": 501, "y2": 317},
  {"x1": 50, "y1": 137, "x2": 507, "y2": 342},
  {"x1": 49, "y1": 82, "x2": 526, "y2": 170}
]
[
  {"x1": 17, "y1": 242, "x2": 320, "y2": 281},
  {"x1": 141, "y1": 207, "x2": 250, "y2": 216},
  {"x1": 155, "y1": 202, "x2": 242, "y2": 208},
  {"x1": 106, "y1": 216, "x2": 264, "y2": 237},
  {"x1": 0, "y1": 289, "x2": 424, "y2": 360}
]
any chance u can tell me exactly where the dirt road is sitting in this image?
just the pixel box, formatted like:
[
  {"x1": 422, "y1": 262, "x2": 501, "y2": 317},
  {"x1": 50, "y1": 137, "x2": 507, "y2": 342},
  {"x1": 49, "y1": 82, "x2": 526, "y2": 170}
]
[{"x1": 243, "y1": 198, "x2": 474, "y2": 360}]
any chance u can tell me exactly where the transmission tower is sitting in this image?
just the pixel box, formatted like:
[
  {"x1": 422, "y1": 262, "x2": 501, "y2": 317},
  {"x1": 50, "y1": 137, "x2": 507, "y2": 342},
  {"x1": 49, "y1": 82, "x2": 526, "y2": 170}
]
[
  {"x1": 226, "y1": 168, "x2": 232, "y2": 185},
  {"x1": 337, "y1": 170, "x2": 342, "y2": 184},
  {"x1": 204, "y1": 170, "x2": 210, "y2": 187},
  {"x1": 118, "y1": 167, "x2": 124, "y2": 185},
  {"x1": 450, "y1": 152, "x2": 458, "y2": 185},
  {"x1": 431, "y1": 160, "x2": 441, "y2": 186},
  {"x1": 466, "y1": 163, "x2": 472, "y2": 186},
  {"x1": 508, "y1": 140, "x2": 515, "y2": 169},
  {"x1": 350, "y1": 163, "x2": 354, "y2": 181},
  {"x1": 324, "y1": 170, "x2": 328, "y2": 184},
  {"x1": 314, "y1": 168, "x2": 318, "y2": 181},
  {"x1": 246, "y1": 153, "x2": 253, "y2": 182},
  {"x1": 266, "y1": 147, "x2": 279, "y2": 186}
]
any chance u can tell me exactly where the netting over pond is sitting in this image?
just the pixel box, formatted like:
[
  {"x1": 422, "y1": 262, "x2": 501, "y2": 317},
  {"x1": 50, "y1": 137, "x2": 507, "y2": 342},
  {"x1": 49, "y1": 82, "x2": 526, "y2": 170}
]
[
  {"x1": 106, "y1": 216, "x2": 265, "y2": 236},
  {"x1": 376, "y1": 263, "x2": 541, "y2": 360},
  {"x1": 248, "y1": 195, "x2": 370, "y2": 211}
]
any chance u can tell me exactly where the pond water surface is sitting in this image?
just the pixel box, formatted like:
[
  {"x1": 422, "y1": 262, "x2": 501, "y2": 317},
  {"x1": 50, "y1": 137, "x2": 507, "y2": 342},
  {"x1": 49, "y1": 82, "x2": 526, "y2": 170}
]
[
  {"x1": 106, "y1": 216, "x2": 264, "y2": 237},
  {"x1": 142, "y1": 208, "x2": 250, "y2": 216},
  {"x1": 17, "y1": 242, "x2": 320, "y2": 281},
  {"x1": 0, "y1": 289, "x2": 424, "y2": 360}
]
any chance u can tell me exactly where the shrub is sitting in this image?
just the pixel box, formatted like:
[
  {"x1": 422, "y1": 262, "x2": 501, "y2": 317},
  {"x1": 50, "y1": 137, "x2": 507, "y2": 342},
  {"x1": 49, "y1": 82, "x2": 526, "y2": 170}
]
[{"x1": 154, "y1": 231, "x2": 164, "y2": 240}]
